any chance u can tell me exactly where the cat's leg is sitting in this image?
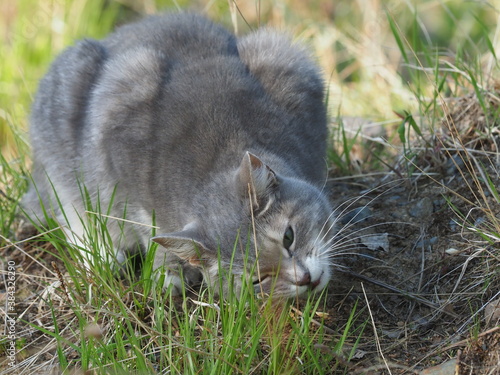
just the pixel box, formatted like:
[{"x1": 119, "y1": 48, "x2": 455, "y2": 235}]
[
  {"x1": 152, "y1": 249, "x2": 205, "y2": 296},
  {"x1": 152, "y1": 250, "x2": 185, "y2": 295},
  {"x1": 60, "y1": 205, "x2": 129, "y2": 270}
]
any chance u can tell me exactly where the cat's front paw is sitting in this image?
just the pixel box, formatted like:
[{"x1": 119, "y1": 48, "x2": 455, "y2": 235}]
[{"x1": 161, "y1": 272, "x2": 184, "y2": 296}]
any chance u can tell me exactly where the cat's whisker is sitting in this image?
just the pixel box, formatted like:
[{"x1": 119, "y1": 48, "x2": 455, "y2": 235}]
[
  {"x1": 320, "y1": 182, "x2": 408, "y2": 250},
  {"x1": 335, "y1": 219, "x2": 392, "y2": 237},
  {"x1": 322, "y1": 243, "x2": 371, "y2": 257},
  {"x1": 323, "y1": 221, "x2": 405, "y2": 251},
  {"x1": 315, "y1": 179, "x2": 405, "y2": 247},
  {"x1": 314, "y1": 196, "x2": 371, "y2": 248},
  {"x1": 326, "y1": 243, "x2": 377, "y2": 256},
  {"x1": 313, "y1": 207, "x2": 342, "y2": 248},
  {"x1": 327, "y1": 234, "x2": 386, "y2": 254},
  {"x1": 328, "y1": 263, "x2": 351, "y2": 271},
  {"x1": 85, "y1": 211, "x2": 160, "y2": 229},
  {"x1": 328, "y1": 252, "x2": 382, "y2": 263},
  {"x1": 319, "y1": 158, "x2": 330, "y2": 192},
  {"x1": 321, "y1": 219, "x2": 375, "y2": 248}
]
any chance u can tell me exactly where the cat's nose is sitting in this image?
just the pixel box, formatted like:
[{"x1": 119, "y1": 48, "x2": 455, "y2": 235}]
[
  {"x1": 295, "y1": 271, "x2": 311, "y2": 286},
  {"x1": 295, "y1": 271, "x2": 323, "y2": 289}
]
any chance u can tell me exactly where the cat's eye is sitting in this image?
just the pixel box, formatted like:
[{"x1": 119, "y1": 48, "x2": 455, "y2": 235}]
[{"x1": 283, "y1": 226, "x2": 294, "y2": 250}]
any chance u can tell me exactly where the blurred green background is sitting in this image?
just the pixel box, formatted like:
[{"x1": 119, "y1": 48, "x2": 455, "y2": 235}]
[{"x1": 1, "y1": 0, "x2": 498, "y2": 159}]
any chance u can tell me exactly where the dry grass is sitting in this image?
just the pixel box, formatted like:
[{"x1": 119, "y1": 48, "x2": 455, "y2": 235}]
[{"x1": 1, "y1": 1, "x2": 500, "y2": 374}]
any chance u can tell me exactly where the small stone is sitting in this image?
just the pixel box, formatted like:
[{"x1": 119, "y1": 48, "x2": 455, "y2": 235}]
[
  {"x1": 413, "y1": 315, "x2": 431, "y2": 329},
  {"x1": 474, "y1": 216, "x2": 487, "y2": 227},
  {"x1": 84, "y1": 322, "x2": 103, "y2": 340},
  {"x1": 449, "y1": 219, "x2": 460, "y2": 232},
  {"x1": 415, "y1": 237, "x2": 438, "y2": 249},
  {"x1": 420, "y1": 358, "x2": 459, "y2": 375},
  {"x1": 432, "y1": 198, "x2": 445, "y2": 210},
  {"x1": 382, "y1": 329, "x2": 402, "y2": 339},
  {"x1": 445, "y1": 153, "x2": 465, "y2": 175},
  {"x1": 385, "y1": 195, "x2": 402, "y2": 203},
  {"x1": 361, "y1": 232, "x2": 390, "y2": 252},
  {"x1": 409, "y1": 197, "x2": 434, "y2": 218}
]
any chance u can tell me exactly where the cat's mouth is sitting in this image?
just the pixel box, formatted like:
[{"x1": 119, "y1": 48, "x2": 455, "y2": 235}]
[
  {"x1": 311, "y1": 271, "x2": 324, "y2": 288},
  {"x1": 252, "y1": 274, "x2": 271, "y2": 285},
  {"x1": 252, "y1": 271, "x2": 324, "y2": 292}
]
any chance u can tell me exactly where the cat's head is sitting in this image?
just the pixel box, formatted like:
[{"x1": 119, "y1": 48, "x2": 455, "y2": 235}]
[{"x1": 152, "y1": 152, "x2": 335, "y2": 298}]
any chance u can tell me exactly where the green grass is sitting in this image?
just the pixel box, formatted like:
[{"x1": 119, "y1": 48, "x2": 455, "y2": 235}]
[
  {"x1": 1, "y1": 0, "x2": 500, "y2": 374},
  {"x1": 20, "y1": 211, "x2": 354, "y2": 373}
]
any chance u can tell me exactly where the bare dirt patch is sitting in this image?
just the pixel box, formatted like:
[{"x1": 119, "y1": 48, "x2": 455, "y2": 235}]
[{"x1": 317, "y1": 91, "x2": 500, "y2": 374}]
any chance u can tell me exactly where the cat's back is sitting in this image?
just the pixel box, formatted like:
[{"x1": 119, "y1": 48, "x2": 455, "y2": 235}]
[
  {"x1": 30, "y1": 12, "x2": 327, "y2": 191},
  {"x1": 93, "y1": 13, "x2": 326, "y2": 178},
  {"x1": 102, "y1": 13, "x2": 239, "y2": 63},
  {"x1": 24, "y1": 11, "x2": 328, "y2": 239}
]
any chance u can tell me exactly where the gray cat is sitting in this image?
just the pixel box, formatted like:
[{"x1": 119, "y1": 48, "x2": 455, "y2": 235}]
[{"x1": 22, "y1": 12, "x2": 335, "y2": 298}]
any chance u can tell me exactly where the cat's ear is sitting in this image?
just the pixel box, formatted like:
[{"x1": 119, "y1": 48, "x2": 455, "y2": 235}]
[
  {"x1": 237, "y1": 152, "x2": 279, "y2": 212},
  {"x1": 151, "y1": 223, "x2": 209, "y2": 267}
]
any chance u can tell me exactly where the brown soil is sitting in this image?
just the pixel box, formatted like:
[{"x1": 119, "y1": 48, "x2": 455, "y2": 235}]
[
  {"x1": 321, "y1": 163, "x2": 500, "y2": 374},
  {"x1": 317, "y1": 91, "x2": 500, "y2": 374}
]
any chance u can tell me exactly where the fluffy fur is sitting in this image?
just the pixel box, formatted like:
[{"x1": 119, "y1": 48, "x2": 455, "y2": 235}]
[{"x1": 23, "y1": 13, "x2": 335, "y2": 297}]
